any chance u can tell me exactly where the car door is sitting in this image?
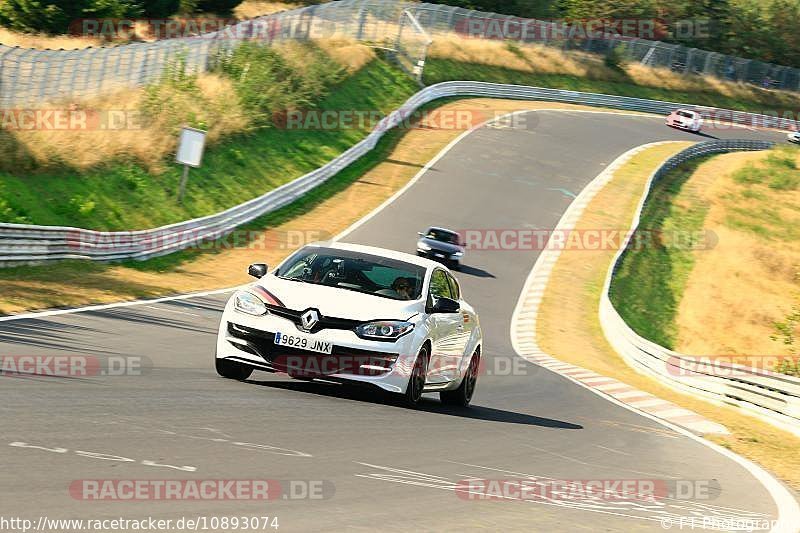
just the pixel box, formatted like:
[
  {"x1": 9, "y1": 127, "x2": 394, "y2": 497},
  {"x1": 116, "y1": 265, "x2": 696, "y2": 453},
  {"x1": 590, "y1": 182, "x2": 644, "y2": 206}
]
[
  {"x1": 445, "y1": 272, "x2": 472, "y2": 380},
  {"x1": 426, "y1": 269, "x2": 461, "y2": 384}
]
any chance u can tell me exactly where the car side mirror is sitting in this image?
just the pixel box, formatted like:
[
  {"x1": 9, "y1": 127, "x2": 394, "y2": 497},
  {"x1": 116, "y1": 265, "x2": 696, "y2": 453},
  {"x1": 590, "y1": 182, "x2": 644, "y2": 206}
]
[
  {"x1": 248, "y1": 263, "x2": 268, "y2": 279},
  {"x1": 432, "y1": 296, "x2": 460, "y2": 314},
  {"x1": 418, "y1": 232, "x2": 425, "y2": 237}
]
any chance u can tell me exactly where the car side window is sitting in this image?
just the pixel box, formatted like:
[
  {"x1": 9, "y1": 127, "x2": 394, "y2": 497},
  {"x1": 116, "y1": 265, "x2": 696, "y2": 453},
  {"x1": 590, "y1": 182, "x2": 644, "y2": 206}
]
[
  {"x1": 429, "y1": 269, "x2": 452, "y2": 300},
  {"x1": 446, "y1": 273, "x2": 460, "y2": 301}
]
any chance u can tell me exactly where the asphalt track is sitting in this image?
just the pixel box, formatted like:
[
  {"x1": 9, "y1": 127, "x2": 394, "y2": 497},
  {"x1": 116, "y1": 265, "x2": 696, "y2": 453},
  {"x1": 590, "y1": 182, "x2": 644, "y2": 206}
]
[{"x1": 0, "y1": 111, "x2": 793, "y2": 532}]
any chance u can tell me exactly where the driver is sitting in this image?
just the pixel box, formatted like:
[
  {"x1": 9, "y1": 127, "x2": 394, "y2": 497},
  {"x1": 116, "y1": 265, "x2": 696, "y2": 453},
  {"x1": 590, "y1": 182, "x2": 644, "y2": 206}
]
[{"x1": 392, "y1": 277, "x2": 414, "y2": 300}]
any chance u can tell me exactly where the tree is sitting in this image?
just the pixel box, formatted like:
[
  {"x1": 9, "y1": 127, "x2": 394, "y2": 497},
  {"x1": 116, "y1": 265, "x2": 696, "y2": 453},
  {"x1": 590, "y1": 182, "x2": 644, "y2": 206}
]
[
  {"x1": 194, "y1": 0, "x2": 240, "y2": 15},
  {"x1": 0, "y1": 0, "x2": 148, "y2": 34}
]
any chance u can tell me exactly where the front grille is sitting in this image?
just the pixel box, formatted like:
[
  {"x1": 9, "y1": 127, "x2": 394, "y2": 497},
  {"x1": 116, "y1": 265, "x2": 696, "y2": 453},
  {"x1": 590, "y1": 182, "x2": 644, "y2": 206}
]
[
  {"x1": 227, "y1": 323, "x2": 398, "y2": 377},
  {"x1": 265, "y1": 305, "x2": 362, "y2": 334}
]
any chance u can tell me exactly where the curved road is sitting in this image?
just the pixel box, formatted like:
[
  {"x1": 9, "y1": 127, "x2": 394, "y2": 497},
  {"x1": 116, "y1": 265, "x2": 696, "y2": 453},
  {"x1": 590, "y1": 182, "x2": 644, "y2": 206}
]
[{"x1": 0, "y1": 111, "x2": 792, "y2": 531}]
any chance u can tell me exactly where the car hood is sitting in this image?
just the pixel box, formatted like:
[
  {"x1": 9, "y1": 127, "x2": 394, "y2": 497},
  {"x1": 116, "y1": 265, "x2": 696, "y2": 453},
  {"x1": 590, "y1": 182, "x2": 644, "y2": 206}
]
[
  {"x1": 256, "y1": 276, "x2": 422, "y2": 321},
  {"x1": 419, "y1": 237, "x2": 463, "y2": 254}
]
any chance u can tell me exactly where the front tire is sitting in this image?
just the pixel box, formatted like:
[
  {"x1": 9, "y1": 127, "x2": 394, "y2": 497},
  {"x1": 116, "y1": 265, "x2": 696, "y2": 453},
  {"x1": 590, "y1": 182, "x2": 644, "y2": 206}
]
[
  {"x1": 216, "y1": 358, "x2": 253, "y2": 381},
  {"x1": 401, "y1": 346, "x2": 429, "y2": 408},
  {"x1": 441, "y1": 351, "x2": 480, "y2": 407}
]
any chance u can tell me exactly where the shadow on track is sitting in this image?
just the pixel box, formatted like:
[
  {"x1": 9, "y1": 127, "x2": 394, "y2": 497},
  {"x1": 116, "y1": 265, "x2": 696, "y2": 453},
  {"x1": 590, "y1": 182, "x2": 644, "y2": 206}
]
[
  {"x1": 456, "y1": 265, "x2": 495, "y2": 278},
  {"x1": 249, "y1": 377, "x2": 582, "y2": 429}
]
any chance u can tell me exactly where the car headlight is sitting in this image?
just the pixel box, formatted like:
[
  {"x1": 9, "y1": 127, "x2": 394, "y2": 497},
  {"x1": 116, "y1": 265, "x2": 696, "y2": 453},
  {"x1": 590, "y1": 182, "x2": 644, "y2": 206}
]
[
  {"x1": 234, "y1": 290, "x2": 268, "y2": 316},
  {"x1": 355, "y1": 321, "x2": 414, "y2": 341},
  {"x1": 418, "y1": 242, "x2": 431, "y2": 251},
  {"x1": 452, "y1": 251, "x2": 464, "y2": 257}
]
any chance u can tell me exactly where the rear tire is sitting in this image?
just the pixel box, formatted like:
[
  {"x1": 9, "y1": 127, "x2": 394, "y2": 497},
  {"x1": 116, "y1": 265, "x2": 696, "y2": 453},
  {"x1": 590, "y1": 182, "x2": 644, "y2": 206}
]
[
  {"x1": 440, "y1": 351, "x2": 480, "y2": 407},
  {"x1": 401, "y1": 346, "x2": 429, "y2": 408},
  {"x1": 216, "y1": 358, "x2": 253, "y2": 381}
]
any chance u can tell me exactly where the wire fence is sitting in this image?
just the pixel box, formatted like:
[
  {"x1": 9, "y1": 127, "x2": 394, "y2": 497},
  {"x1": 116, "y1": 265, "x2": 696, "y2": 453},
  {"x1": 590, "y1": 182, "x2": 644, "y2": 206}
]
[{"x1": 2, "y1": 0, "x2": 800, "y2": 107}]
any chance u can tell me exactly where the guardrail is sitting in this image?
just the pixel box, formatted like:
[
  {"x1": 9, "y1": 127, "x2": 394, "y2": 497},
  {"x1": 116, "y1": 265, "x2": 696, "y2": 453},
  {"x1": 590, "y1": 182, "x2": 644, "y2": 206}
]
[
  {"x1": 599, "y1": 139, "x2": 800, "y2": 433},
  {"x1": 1, "y1": 81, "x2": 798, "y2": 266}
]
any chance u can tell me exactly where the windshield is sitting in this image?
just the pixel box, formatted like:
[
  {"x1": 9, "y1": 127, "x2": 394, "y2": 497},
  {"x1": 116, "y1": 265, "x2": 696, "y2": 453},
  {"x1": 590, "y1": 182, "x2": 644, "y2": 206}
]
[
  {"x1": 275, "y1": 247, "x2": 426, "y2": 301},
  {"x1": 425, "y1": 228, "x2": 460, "y2": 245},
  {"x1": 676, "y1": 111, "x2": 695, "y2": 118}
]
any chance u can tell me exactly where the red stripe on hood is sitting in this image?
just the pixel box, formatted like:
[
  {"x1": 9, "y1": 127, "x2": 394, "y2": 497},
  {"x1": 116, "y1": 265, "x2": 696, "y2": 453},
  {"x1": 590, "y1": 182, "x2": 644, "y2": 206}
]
[{"x1": 253, "y1": 286, "x2": 285, "y2": 307}]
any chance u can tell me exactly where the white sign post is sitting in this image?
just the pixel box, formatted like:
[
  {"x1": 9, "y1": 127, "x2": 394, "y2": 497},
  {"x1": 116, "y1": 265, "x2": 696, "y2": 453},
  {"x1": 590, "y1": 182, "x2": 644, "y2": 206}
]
[{"x1": 175, "y1": 126, "x2": 207, "y2": 203}]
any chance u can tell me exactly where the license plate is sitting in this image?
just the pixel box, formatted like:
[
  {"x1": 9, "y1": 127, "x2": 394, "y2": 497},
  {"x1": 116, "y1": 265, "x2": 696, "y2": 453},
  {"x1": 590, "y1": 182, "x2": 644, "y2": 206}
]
[{"x1": 274, "y1": 331, "x2": 333, "y2": 355}]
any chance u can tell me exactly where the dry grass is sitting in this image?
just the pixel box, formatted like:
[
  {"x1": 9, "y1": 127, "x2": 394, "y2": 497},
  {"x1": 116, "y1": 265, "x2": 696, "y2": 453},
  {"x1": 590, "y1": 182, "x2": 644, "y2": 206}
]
[
  {"x1": 234, "y1": 1, "x2": 301, "y2": 20},
  {"x1": 0, "y1": 27, "x2": 101, "y2": 49},
  {"x1": 0, "y1": 38, "x2": 371, "y2": 173},
  {"x1": 430, "y1": 34, "x2": 800, "y2": 109},
  {"x1": 430, "y1": 36, "x2": 614, "y2": 79},
  {"x1": 315, "y1": 38, "x2": 375, "y2": 73},
  {"x1": 535, "y1": 142, "x2": 800, "y2": 490},
  {"x1": 675, "y1": 151, "x2": 800, "y2": 357},
  {"x1": 2, "y1": 73, "x2": 247, "y2": 173}
]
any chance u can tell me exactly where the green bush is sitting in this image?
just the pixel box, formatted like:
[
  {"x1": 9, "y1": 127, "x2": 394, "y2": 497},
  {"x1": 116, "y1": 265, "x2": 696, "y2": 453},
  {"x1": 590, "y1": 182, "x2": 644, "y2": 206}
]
[
  {"x1": 604, "y1": 44, "x2": 628, "y2": 71},
  {"x1": 216, "y1": 42, "x2": 344, "y2": 127},
  {"x1": 0, "y1": 0, "x2": 145, "y2": 34}
]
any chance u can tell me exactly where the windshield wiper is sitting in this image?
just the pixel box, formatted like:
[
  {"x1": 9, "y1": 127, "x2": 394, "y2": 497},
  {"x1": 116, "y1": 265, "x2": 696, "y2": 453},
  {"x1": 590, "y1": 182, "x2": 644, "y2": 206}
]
[{"x1": 278, "y1": 276, "x2": 314, "y2": 284}]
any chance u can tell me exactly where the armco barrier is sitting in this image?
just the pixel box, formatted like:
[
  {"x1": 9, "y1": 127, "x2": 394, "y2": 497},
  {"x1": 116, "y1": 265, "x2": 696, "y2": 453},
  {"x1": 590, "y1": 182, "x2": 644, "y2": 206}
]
[
  {"x1": 1, "y1": 81, "x2": 798, "y2": 266},
  {"x1": 599, "y1": 140, "x2": 800, "y2": 434}
]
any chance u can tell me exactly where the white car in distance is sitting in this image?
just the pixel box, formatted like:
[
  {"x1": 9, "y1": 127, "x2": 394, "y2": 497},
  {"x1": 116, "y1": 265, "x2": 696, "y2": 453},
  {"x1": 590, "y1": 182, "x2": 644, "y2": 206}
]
[
  {"x1": 215, "y1": 242, "x2": 483, "y2": 407},
  {"x1": 666, "y1": 109, "x2": 703, "y2": 133}
]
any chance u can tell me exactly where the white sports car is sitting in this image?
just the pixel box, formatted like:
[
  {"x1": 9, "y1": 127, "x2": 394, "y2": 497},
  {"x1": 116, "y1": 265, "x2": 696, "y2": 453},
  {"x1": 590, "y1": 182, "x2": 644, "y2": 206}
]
[
  {"x1": 666, "y1": 109, "x2": 703, "y2": 133},
  {"x1": 215, "y1": 242, "x2": 483, "y2": 407},
  {"x1": 788, "y1": 131, "x2": 800, "y2": 144}
]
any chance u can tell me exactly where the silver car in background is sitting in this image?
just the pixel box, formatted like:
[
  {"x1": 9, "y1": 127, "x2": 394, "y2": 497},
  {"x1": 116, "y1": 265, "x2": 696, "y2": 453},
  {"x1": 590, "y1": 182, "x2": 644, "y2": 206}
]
[{"x1": 417, "y1": 227, "x2": 465, "y2": 270}]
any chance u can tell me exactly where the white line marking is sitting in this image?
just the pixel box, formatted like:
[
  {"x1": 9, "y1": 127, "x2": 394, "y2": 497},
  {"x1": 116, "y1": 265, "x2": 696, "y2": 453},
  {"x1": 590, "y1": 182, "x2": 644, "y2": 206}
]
[
  {"x1": 144, "y1": 305, "x2": 201, "y2": 318},
  {"x1": 0, "y1": 286, "x2": 242, "y2": 323},
  {"x1": 505, "y1": 135, "x2": 800, "y2": 532}
]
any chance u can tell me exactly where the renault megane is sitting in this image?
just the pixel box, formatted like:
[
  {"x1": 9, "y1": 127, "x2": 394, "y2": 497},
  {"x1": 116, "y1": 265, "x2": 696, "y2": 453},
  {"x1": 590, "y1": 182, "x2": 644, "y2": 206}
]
[{"x1": 215, "y1": 242, "x2": 483, "y2": 407}]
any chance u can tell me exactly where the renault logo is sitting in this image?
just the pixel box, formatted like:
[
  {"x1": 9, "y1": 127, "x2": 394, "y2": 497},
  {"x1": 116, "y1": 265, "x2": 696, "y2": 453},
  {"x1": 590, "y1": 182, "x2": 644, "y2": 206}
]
[{"x1": 301, "y1": 309, "x2": 320, "y2": 331}]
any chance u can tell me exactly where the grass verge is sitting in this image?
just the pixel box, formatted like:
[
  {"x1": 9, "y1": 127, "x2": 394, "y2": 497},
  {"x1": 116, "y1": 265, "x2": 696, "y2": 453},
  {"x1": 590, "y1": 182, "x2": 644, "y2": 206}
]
[
  {"x1": 609, "y1": 156, "x2": 712, "y2": 348},
  {"x1": 536, "y1": 142, "x2": 800, "y2": 491},
  {"x1": 425, "y1": 53, "x2": 800, "y2": 114},
  {"x1": 608, "y1": 144, "x2": 800, "y2": 369}
]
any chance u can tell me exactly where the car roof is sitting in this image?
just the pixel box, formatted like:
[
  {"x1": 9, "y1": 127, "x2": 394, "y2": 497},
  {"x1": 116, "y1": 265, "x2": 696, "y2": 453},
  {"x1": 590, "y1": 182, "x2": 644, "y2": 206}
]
[
  {"x1": 425, "y1": 226, "x2": 458, "y2": 235},
  {"x1": 304, "y1": 241, "x2": 445, "y2": 270}
]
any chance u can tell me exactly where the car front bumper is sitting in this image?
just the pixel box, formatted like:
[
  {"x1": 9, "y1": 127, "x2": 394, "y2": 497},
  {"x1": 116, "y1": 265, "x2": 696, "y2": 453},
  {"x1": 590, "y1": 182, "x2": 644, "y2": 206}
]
[
  {"x1": 417, "y1": 249, "x2": 461, "y2": 263},
  {"x1": 215, "y1": 299, "x2": 427, "y2": 394}
]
